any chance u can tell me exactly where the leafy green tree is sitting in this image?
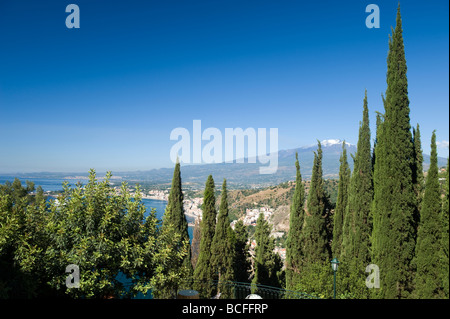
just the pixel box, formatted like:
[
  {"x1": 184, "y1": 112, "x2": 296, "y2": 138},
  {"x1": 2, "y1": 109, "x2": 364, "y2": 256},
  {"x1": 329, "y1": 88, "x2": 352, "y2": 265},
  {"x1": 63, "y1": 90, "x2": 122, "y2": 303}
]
[
  {"x1": 1, "y1": 170, "x2": 189, "y2": 299},
  {"x1": 211, "y1": 179, "x2": 235, "y2": 298},
  {"x1": 193, "y1": 175, "x2": 217, "y2": 298},
  {"x1": 414, "y1": 132, "x2": 444, "y2": 298},
  {"x1": 35, "y1": 186, "x2": 45, "y2": 204},
  {"x1": 285, "y1": 152, "x2": 305, "y2": 290},
  {"x1": 0, "y1": 178, "x2": 46, "y2": 298},
  {"x1": 371, "y1": 5, "x2": 417, "y2": 298}
]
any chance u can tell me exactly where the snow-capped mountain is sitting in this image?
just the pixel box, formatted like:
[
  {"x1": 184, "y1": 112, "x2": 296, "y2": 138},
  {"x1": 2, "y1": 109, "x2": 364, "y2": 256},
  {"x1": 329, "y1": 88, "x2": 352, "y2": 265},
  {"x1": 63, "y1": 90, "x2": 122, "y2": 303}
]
[
  {"x1": 320, "y1": 139, "x2": 352, "y2": 147},
  {"x1": 121, "y1": 139, "x2": 358, "y2": 186},
  {"x1": 300, "y1": 139, "x2": 353, "y2": 149}
]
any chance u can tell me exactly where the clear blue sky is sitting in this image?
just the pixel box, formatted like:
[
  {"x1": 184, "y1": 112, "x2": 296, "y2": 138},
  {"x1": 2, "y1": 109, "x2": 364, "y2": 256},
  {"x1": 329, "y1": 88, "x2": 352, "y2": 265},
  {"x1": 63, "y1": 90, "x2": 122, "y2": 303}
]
[{"x1": 0, "y1": 0, "x2": 448, "y2": 173}]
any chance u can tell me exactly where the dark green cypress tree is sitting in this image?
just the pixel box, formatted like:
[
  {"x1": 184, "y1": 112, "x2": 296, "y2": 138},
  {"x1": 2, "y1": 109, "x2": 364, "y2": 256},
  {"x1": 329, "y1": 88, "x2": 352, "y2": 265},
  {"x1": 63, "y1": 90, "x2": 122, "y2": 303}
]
[
  {"x1": 371, "y1": 5, "x2": 417, "y2": 298},
  {"x1": 233, "y1": 220, "x2": 251, "y2": 283},
  {"x1": 412, "y1": 124, "x2": 424, "y2": 231},
  {"x1": 332, "y1": 142, "x2": 350, "y2": 260},
  {"x1": 193, "y1": 175, "x2": 217, "y2": 298},
  {"x1": 190, "y1": 217, "x2": 201, "y2": 268},
  {"x1": 412, "y1": 124, "x2": 424, "y2": 212},
  {"x1": 343, "y1": 91, "x2": 373, "y2": 298},
  {"x1": 252, "y1": 213, "x2": 283, "y2": 292},
  {"x1": 210, "y1": 179, "x2": 235, "y2": 298},
  {"x1": 303, "y1": 141, "x2": 330, "y2": 263},
  {"x1": 441, "y1": 158, "x2": 449, "y2": 297},
  {"x1": 161, "y1": 161, "x2": 193, "y2": 296},
  {"x1": 297, "y1": 141, "x2": 332, "y2": 296},
  {"x1": 285, "y1": 152, "x2": 305, "y2": 290},
  {"x1": 372, "y1": 109, "x2": 385, "y2": 173},
  {"x1": 414, "y1": 131, "x2": 443, "y2": 298}
]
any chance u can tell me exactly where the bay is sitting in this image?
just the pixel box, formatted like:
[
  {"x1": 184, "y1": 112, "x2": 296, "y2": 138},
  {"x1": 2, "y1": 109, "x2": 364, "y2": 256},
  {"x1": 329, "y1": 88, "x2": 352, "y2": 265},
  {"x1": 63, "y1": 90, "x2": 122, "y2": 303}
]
[
  {"x1": 0, "y1": 176, "x2": 193, "y2": 235},
  {"x1": 0, "y1": 176, "x2": 88, "y2": 192}
]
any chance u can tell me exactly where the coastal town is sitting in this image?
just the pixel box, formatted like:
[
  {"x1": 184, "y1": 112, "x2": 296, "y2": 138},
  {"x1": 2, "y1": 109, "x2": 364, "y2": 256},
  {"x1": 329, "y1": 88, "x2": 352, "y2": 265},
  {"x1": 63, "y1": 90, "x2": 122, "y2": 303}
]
[{"x1": 108, "y1": 185, "x2": 287, "y2": 259}]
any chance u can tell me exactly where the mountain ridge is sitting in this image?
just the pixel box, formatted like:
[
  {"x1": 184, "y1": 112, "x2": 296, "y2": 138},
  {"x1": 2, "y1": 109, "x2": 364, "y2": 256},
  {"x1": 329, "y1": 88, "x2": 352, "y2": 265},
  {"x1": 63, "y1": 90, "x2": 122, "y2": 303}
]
[
  {"x1": 2, "y1": 139, "x2": 445, "y2": 188},
  {"x1": 118, "y1": 139, "x2": 446, "y2": 188}
]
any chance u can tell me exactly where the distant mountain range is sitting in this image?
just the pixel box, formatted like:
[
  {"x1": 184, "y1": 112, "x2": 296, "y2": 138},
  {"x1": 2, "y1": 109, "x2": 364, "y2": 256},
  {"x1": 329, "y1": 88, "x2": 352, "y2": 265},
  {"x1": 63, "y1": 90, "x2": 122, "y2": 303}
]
[
  {"x1": 3, "y1": 139, "x2": 446, "y2": 189},
  {"x1": 117, "y1": 139, "x2": 447, "y2": 188}
]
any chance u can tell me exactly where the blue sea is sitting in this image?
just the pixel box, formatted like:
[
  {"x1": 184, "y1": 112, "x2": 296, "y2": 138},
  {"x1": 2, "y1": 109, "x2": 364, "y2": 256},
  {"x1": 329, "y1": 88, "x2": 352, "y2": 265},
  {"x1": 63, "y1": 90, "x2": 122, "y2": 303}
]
[
  {"x1": 0, "y1": 175, "x2": 194, "y2": 236},
  {"x1": 0, "y1": 176, "x2": 164, "y2": 215}
]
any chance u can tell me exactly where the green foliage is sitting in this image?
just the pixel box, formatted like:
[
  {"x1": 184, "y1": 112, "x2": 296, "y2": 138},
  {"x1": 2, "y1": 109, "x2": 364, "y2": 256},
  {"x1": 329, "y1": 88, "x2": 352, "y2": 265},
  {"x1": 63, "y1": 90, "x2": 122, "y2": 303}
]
[
  {"x1": 332, "y1": 142, "x2": 350, "y2": 259},
  {"x1": 293, "y1": 261, "x2": 333, "y2": 299},
  {"x1": 0, "y1": 178, "x2": 46, "y2": 298},
  {"x1": 303, "y1": 142, "x2": 331, "y2": 263},
  {"x1": 190, "y1": 217, "x2": 201, "y2": 269},
  {"x1": 211, "y1": 179, "x2": 235, "y2": 298},
  {"x1": 233, "y1": 220, "x2": 251, "y2": 283},
  {"x1": 193, "y1": 175, "x2": 217, "y2": 298},
  {"x1": 158, "y1": 161, "x2": 193, "y2": 297},
  {"x1": 285, "y1": 152, "x2": 305, "y2": 290},
  {"x1": 291, "y1": 142, "x2": 332, "y2": 297},
  {"x1": 414, "y1": 132, "x2": 444, "y2": 298},
  {"x1": 441, "y1": 159, "x2": 449, "y2": 297},
  {"x1": 412, "y1": 124, "x2": 424, "y2": 213},
  {"x1": 0, "y1": 170, "x2": 188, "y2": 299},
  {"x1": 251, "y1": 213, "x2": 284, "y2": 292},
  {"x1": 371, "y1": 5, "x2": 417, "y2": 299},
  {"x1": 341, "y1": 91, "x2": 373, "y2": 298}
]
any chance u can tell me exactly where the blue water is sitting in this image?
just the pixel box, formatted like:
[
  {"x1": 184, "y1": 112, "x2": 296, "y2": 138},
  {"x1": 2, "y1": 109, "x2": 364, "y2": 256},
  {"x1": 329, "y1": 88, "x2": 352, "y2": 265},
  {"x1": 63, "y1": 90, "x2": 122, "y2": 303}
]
[
  {"x1": 0, "y1": 176, "x2": 89, "y2": 192},
  {"x1": 0, "y1": 175, "x2": 193, "y2": 233},
  {"x1": 0, "y1": 176, "x2": 165, "y2": 216}
]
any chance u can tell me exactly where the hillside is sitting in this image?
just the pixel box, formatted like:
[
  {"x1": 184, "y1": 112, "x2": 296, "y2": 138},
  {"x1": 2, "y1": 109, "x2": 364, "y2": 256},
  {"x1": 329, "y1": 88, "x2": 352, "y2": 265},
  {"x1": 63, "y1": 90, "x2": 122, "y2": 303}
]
[{"x1": 226, "y1": 178, "x2": 339, "y2": 234}]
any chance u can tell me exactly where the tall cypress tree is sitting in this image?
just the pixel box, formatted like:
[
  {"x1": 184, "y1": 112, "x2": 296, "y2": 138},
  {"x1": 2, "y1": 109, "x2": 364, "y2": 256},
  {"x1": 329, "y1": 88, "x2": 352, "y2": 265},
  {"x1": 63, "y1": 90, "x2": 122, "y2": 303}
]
[
  {"x1": 233, "y1": 220, "x2": 251, "y2": 283},
  {"x1": 332, "y1": 142, "x2": 350, "y2": 260},
  {"x1": 441, "y1": 158, "x2": 449, "y2": 297},
  {"x1": 285, "y1": 152, "x2": 305, "y2": 290},
  {"x1": 372, "y1": 110, "x2": 384, "y2": 173},
  {"x1": 371, "y1": 5, "x2": 417, "y2": 299},
  {"x1": 414, "y1": 131, "x2": 442, "y2": 298},
  {"x1": 161, "y1": 161, "x2": 193, "y2": 296},
  {"x1": 303, "y1": 141, "x2": 330, "y2": 263},
  {"x1": 252, "y1": 213, "x2": 283, "y2": 292},
  {"x1": 190, "y1": 217, "x2": 201, "y2": 268},
  {"x1": 412, "y1": 124, "x2": 424, "y2": 233},
  {"x1": 412, "y1": 124, "x2": 424, "y2": 211},
  {"x1": 193, "y1": 175, "x2": 217, "y2": 298},
  {"x1": 343, "y1": 91, "x2": 373, "y2": 298},
  {"x1": 210, "y1": 179, "x2": 235, "y2": 298},
  {"x1": 297, "y1": 142, "x2": 332, "y2": 296}
]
